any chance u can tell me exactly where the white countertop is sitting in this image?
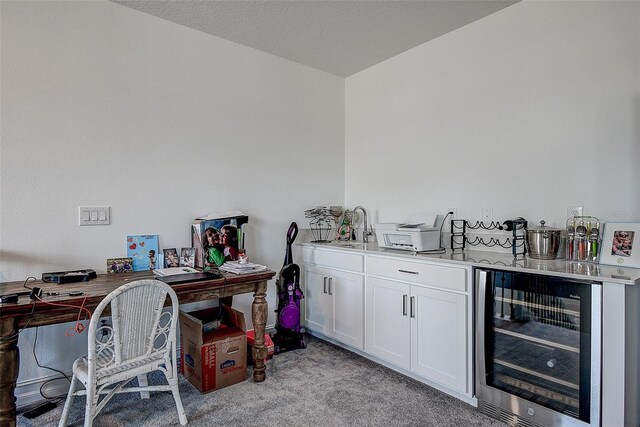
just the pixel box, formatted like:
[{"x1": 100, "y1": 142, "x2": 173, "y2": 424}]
[{"x1": 299, "y1": 241, "x2": 640, "y2": 285}]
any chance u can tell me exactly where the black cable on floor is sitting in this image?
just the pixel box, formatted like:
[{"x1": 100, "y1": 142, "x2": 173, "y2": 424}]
[{"x1": 33, "y1": 326, "x2": 71, "y2": 400}]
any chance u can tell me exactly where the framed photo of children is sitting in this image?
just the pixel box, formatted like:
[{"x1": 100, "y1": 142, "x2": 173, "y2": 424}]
[{"x1": 600, "y1": 222, "x2": 640, "y2": 268}]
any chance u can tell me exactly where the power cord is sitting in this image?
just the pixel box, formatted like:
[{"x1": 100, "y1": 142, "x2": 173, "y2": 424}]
[
  {"x1": 33, "y1": 327, "x2": 71, "y2": 400},
  {"x1": 22, "y1": 276, "x2": 38, "y2": 290},
  {"x1": 0, "y1": 301, "x2": 36, "y2": 342},
  {"x1": 439, "y1": 211, "x2": 454, "y2": 249}
]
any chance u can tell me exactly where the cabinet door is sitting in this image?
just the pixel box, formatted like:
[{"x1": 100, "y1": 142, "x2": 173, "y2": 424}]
[
  {"x1": 302, "y1": 265, "x2": 332, "y2": 334},
  {"x1": 365, "y1": 276, "x2": 411, "y2": 369},
  {"x1": 411, "y1": 286, "x2": 467, "y2": 393},
  {"x1": 330, "y1": 269, "x2": 365, "y2": 349}
]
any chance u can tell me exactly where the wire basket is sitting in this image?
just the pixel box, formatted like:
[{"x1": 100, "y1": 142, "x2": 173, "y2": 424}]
[{"x1": 305, "y1": 206, "x2": 339, "y2": 243}]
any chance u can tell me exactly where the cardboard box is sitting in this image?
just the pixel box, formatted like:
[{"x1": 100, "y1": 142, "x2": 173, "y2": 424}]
[
  {"x1": 246, "y1": 330, "x2": 275, "y2": 365},
  {"x1": 191, "y1": 212, "x2": 249, "y2": 269},
  {"x1": 180, "y1": 305, "x2": 247, "y2": 393}
]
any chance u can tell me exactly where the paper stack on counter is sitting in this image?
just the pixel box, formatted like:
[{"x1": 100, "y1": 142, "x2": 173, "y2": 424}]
[{"x1": 219, "y1": 261, "x2": 267, "y2": 275}]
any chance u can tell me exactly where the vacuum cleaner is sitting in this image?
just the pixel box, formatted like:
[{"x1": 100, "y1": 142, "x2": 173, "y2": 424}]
[{"x1": 271, "y1": 222, "x2": 306, "y2": 354}]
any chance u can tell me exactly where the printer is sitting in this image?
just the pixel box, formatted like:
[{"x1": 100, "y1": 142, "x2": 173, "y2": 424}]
[{"x1": 374, "y1": 214, "x2": 443, "y2": 252}]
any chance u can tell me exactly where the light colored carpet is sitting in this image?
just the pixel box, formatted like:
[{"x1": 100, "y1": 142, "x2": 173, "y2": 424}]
[{"x1": 18, "y1": 335, "x2": 505, "y2": 426}]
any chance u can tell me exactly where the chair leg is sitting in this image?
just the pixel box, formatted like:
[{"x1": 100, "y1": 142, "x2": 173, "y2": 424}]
[
  {"x1": 84, "y1": 384, "x2": 95, "y2": 427},
  {"x1": 58, "y1": 373, "x2": 78, "y2": 427},
  {"x1": 164, "y1": 372, "x2": 187, "y2": 425},
  {"x1": 137, "y1": 374, "x2": 150, "y2": 399}
]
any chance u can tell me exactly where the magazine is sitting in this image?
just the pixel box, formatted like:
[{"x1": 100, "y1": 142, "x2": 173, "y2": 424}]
[
  {"x1": 154, "y1": 267, "x2": 198, "y2": 277},
  {"x1": 219, "y1": 261, "x2": 267, "y2": 275}
]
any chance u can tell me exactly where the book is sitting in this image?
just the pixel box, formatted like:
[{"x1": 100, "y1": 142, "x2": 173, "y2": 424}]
[{"x1": 126, "y1": 235, "x2": 159, "y2": 271}]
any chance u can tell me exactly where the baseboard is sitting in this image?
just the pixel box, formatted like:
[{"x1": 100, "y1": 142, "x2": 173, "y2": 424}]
[
  {"x1": 17, "y1": 323, "x2": 277, "y2": 408},
  {"x1": 16, "y1": 372, "x2": 72, "y2": 408}
]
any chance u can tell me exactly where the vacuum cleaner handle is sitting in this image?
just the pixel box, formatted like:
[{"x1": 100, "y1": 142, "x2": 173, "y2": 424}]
[
  {"x1": 284, "y1": 222, "x2": 298, "y2": 266},
  {"x1": 287, "y1": 222, "x2": 298, "y2": 245}
]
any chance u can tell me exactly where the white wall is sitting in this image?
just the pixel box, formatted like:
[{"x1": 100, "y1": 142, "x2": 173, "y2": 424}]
[
  {"x1": 345, "y1": 1, "x2": 640, "y2": 230},
  {"x1": 1, "y1": 1, "x2": 344, "y2": 402}
]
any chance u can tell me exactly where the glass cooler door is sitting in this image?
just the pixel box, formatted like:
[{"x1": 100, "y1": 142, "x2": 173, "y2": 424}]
[{"x1": 479, "y1": 270, "x2": 596, "y2": 423}]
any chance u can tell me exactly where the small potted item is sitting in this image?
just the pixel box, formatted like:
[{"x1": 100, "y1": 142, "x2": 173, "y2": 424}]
[{"x1": 526, "y1": 220, "x2": 561, "y2": 260}]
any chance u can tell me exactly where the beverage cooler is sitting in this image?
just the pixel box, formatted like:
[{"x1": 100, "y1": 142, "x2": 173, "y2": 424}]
[{"x1": 475, "y1": 269, "x2": 601, "y2": 426}]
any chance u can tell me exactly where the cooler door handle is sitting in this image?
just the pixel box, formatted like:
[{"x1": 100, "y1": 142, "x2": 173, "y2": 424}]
[{"x1": 476, "y1": 269, "x2": 489, "y2": 387}]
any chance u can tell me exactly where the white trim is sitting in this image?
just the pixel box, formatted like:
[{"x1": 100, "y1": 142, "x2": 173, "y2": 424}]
[
  {"x1": 16, "y1": 372, "x2": 72, "y2": 407},
  {"x1": 17, "y1": 322, "x2": 277, "y2": 408}
]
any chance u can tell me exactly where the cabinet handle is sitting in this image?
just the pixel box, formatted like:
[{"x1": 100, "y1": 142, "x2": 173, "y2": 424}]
[
  {"x1": 399, "y1": 269, "x2": 419, "y2": 275},
  {"x1": 402, "y1": 294, "x2": 408, "y2": 316},
  {"x1": 323, "y1": 277, "x2": 327, "y2": 294},
  {"x1": 410, "y1": 296, "x2": 415, "y2": 318},
  {"x1": 328, "y1": 278, "x2": 333, "y2": 295}
]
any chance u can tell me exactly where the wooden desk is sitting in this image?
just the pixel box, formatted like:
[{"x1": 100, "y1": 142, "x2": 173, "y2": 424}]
[{"x1": 0, "y1": 269, "x2": 275, "y2": 427}]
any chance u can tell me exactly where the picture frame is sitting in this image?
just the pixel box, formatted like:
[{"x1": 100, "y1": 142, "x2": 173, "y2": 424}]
[
  {"x1": 163, "y1": 248, "x2": 180, "y2": 268},
  {"x1": 180, "y1": 247, "x2": 195, "y2": 268},
  {"x1": 107, "y1": 257, "x2": 133, "y2": 274},
  {"x1": 126, "y1": 235, "x2": 159, "y2": 271},
  {"x1": 600, "y1": 222, "x2": 640, "y2": 268}
]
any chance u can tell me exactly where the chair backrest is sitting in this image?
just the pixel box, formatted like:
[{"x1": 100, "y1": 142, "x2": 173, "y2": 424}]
[{"x1": 87, "y1": 280, "x2": 179, "y2": 376}]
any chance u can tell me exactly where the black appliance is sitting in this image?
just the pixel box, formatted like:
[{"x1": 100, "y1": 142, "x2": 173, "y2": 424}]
[{"x1": 475, "y1": 268, "x2": 601, "y2": 426}]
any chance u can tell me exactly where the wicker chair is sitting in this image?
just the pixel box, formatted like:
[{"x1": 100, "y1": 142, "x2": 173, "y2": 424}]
[{"x1": 58, "y1": 279, "x2": 187, "y2": 426}]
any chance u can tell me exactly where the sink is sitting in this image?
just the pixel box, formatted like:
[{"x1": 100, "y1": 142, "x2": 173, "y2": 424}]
[{"x1": 324, "y1": 241, "x2": 368, "y2": 249}]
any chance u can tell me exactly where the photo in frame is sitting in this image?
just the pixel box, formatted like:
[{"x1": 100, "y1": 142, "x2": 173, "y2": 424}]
[
  {"x1": 163, "y1": 248, "x2": 180, "y2": 268},
  {"x1": 600, "y1": 222, "x2": 640, "y2": 268},
  {"x1": 180, "y1": 247, "x2": 195, "y2": 268},
  {"x1": 107, "y1": 257, "x2": 133, "y2": 274}
]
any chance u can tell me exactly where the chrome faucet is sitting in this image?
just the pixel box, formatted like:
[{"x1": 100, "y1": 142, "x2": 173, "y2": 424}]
[{"x1": 353, "y1": 206, "x2": 371, "y2": 243}]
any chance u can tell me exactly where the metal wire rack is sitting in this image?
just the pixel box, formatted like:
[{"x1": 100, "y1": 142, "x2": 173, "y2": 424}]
[{"x1": 451, "y1": 219, "x2": 527, "y2": 257}]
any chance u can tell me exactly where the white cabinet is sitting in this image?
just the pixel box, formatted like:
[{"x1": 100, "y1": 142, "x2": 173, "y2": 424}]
[
  {"x1": 303, "y1": 265, "x2": 333, "y2": 332},
  {"x1": 366, "y1": 255, "x2": 470, "y2": 395},
  {"x1": 366, "y1": 277, "x2": 411, "y2": 369},
  {"x1": 410, "y1": 285, "x2": 467, "y2": 392},
  {"x1": 300, "y1": 245, "x2": 472, "y2": 400},
  {"x1": 302, "y1": 248, "x2": 365, "y2": 349}
]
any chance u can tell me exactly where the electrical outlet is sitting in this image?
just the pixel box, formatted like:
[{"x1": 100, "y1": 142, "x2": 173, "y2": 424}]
[
  {"x1": 567, "y1": 206, "x2": 583, "y2": 218},
  {"x1": 482, "y1": 207, "x2": 493, "y2": 223}
]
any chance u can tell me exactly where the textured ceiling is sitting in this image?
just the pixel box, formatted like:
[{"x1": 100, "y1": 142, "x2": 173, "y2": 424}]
[{"x1": 112, "y1": 0, "x2": 517, "y2": 77}]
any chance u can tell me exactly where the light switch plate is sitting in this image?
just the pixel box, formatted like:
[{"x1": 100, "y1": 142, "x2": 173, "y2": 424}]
[{"x1": 79, "y1": 206, "x2": 110, "y2": 226}]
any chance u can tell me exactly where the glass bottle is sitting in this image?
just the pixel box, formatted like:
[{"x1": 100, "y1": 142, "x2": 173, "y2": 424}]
[
  {"x1": 566, "y1": 219, "x2": 575, "y2": 260},
  {"x1": 576, "y1": 220, "x2": 587, "y2": 260}
]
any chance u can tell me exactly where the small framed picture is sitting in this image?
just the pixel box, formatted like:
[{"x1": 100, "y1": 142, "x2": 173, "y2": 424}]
[
  {"x1": 107, "y1": 257, "x2": 134, "y2": 274},
  {"x1": 600, "y1": 222, "x2": 640, "y2": 268},
  {"x1": 180, "y1": 247, "x2": 195, "y2": 268},
  {"x1": 163, "y1": 248, "x2": 180, "y2": 268}
]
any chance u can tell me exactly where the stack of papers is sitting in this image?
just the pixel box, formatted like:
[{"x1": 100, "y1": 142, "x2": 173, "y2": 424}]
[
  {"x1": 154, "y1": 267, "x2": 198, "y2": 277},
  {"x1": 219, "y1": 261, "x2": 267, "y2": 275}
]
